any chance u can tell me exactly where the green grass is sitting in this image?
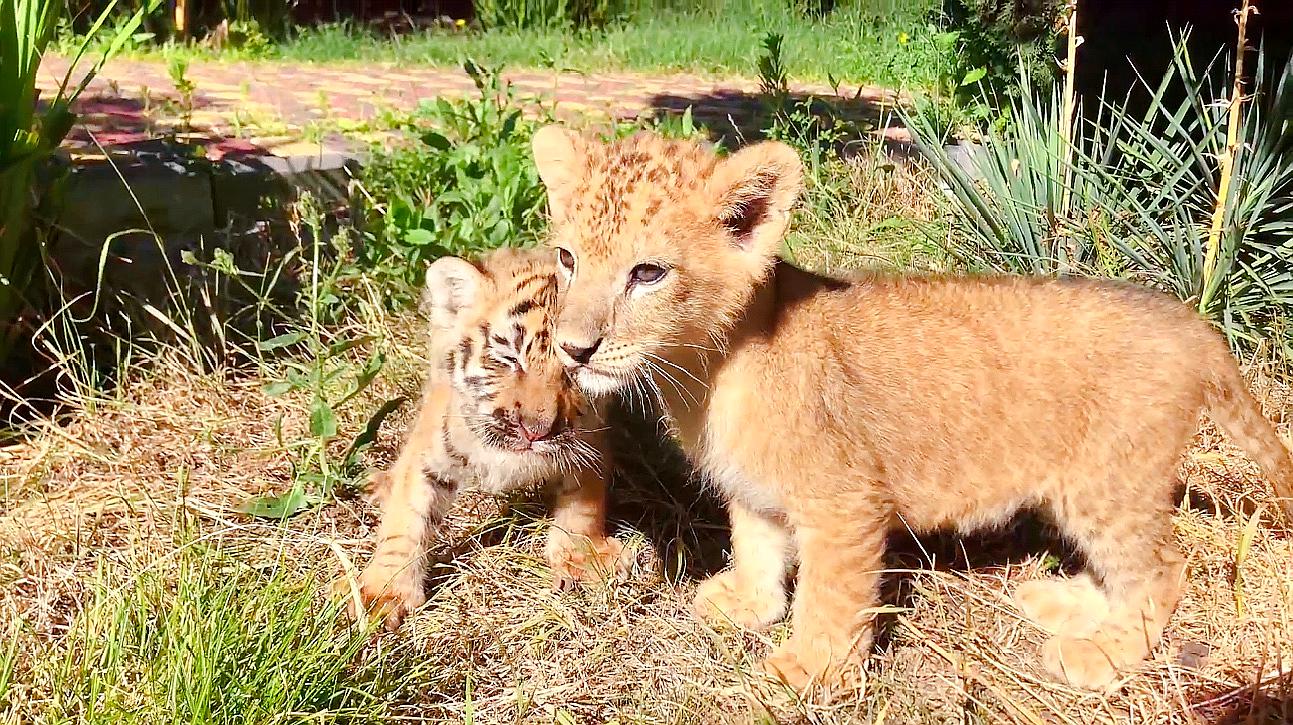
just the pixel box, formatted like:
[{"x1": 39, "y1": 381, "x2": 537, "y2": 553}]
[
  {"x1": 16, "y1": 547, "x2": 418, "y2": 725},
  {"x1": 73, "y1": 0, "x2": 945, "y2": 87}
]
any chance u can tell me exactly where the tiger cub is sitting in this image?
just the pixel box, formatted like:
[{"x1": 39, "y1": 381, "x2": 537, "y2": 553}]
[{"x1": 349, "y1": 248, "x2": 628, "y2": 630}]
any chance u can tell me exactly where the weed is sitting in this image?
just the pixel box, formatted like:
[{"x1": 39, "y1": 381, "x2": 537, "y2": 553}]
[
  {"x1": 756, "y1": 32, "x2": 860, "y2": 172},
  {"x1": 165, "y1": 54, "x2": 196, "y2": 133},
  {"x1": 180, "y1": 197, "x2": 406, "y2": 519}
]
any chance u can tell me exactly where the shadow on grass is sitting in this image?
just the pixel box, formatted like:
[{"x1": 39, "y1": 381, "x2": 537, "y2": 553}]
[
  {"x1": 643, "y1": 87, "x2": 905, "y2": 151},
  {"x1": 605, "y1": 398, "x2": 731, "y2": 580},
  {"x1": 1192, "y1": 672, "x2": 1293, "y2": 724}
]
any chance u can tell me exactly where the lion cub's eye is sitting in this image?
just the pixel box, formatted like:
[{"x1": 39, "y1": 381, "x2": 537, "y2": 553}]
[
  {"x1": 629, "y1": 263, "x2": 669, "y2": 286},
  {"x1": 556, "y1": 248, "x2": 576, "y2": 274}
]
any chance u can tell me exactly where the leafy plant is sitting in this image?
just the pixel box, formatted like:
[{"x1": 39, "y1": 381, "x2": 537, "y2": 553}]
[
  {"x1": 233, "y1": 199, "x2": 405, "y2": 519},
  {"x1": 906, "y1": 39, "x2": 1293, "y2": 356},
  {"x1": 166, "y1": 54, "x2": 196, "y2": 132},
  {"x1": 356, "y1": 61, "x2": 549, "y2": 303},
  {"x1": 756, "y1": 32, "x2": 860, "y2": 169},
  {"x1": 1, "y1": 0, "x2": 157, "y2": 367}
]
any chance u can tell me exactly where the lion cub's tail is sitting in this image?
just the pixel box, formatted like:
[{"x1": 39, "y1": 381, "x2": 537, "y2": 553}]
[{"x1": 1205, "y1": 355, "x2": 1293, "y2": 522}]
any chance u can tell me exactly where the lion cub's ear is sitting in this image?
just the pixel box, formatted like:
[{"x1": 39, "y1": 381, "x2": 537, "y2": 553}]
[
  {"x1": 423, "y1": 256, "x2": 484, "y2": 329},
  {"x1": 707, "y1": 141, "x2": 803, "y2": 259},
  {"x1": 532, "y1": 125, "x2": 585, "y2": 220}
]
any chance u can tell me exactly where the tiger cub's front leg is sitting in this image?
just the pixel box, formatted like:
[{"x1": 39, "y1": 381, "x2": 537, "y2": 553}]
[
  {"x1": 352, "y1": 407, "x2": 457, "y2": 630},
  {"x1": 545, "y1": 427, "x2": 631, "y2": 589}
]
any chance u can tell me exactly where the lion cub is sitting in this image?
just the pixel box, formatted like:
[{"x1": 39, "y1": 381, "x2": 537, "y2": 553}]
[
  {"x1": 349, "y1": 248, "x2": 628, "y2": 630},
  {"x1": 530, "y1": 128, "x2": 1293, "y2": 692}
]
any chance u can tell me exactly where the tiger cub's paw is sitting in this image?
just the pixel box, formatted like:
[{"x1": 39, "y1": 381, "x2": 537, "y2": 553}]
[
  {"x1": 336, "y1": 566, "x2": 427, "y2": 632},
  {"x1": 546, "y1": 530, "x2": 632, "y2": 591}
]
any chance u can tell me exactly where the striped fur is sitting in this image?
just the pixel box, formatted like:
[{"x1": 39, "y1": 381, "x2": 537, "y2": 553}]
[{"x1": 348, "y1": 248, "x2": 628, "y2": 630}]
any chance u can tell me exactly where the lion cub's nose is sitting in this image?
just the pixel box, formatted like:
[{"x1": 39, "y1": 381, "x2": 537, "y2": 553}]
[{"x1": 559, "y1": 338, "x2": 602, "y2": 365}]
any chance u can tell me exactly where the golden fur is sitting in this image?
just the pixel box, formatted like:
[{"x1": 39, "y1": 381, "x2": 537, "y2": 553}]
[
  {"x1": 530, "y1": 127, "x2": 1293, "y2": 693},
  {"x1": 349, "y1": 248, "x2": 627, "y2": 630}
]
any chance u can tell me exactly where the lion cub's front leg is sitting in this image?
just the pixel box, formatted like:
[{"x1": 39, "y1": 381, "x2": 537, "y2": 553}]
[
  {"x1": 545, "y1": 429, "x2": 630, "y2": 589},
  {"x1": 694, "y1": 501, "x2": 792, "y2": 630},
  {"x1": 759, "y1": 496, "x2": 888, "y2": 694}
]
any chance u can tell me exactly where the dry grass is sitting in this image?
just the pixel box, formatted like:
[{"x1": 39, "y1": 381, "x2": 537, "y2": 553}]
[
  {"x1": 787, "y1": 143, "x2": 948, "y2": 276},
  {"x1": 3, "y1": 304, "x2": 1292, "y2": 724}
]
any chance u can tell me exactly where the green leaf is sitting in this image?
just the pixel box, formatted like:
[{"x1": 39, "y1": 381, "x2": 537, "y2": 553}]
[
  {"x1": 959, "y1": 67, "x2": 987, "y2": 87},
  {"x1": 328, "y1": 335, "x2": 378, "y2": 358},
  {"x1": 309, "y1": 399, "x2": 338, "y2": 439},
  {"x1": 262, "y1": 380, "x2": 295, "y2": 396},
  {"x1": 419, "y1": 130, "x2": 451, "y2": 150},
  {"x1": 342, "y1": 396, "x2": 408, "y2": 469},
  {"x1": 256, "y1": 331, "x2": 307, "y2": 351},
  {"x1": 405, "y1": 228, "x2": 436, "y2": 247},
  {"x1": 236, "y1": 485, "x2": 314, "y2": 519}
]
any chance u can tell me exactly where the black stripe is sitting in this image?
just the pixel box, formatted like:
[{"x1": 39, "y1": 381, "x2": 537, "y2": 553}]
[
  {"x1": 511, "y1": 273, "x2": 550, "y2": 291},
  {"x1": 457, "y1": 337, "x2": 473, "y2": 373},
  {"x1": 440, "y1": 426, "x2": 469, "y2": 466},
  {"x1": 508, "y1": 298, "x2": 540, "y2": 317}
]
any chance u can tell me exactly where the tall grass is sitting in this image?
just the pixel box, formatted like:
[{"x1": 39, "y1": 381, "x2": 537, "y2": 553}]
[{"x1": 907, "y1": 39, "x2": 1293, "y2": 356}]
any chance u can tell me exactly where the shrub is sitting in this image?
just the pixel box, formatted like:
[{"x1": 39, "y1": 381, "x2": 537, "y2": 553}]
[
  {"x1": 906, "y1": 39, "x2": 1293, "y2": 357},
  {"x1": 936, "y1": 0, "x2": 1067, "y2": 124}
]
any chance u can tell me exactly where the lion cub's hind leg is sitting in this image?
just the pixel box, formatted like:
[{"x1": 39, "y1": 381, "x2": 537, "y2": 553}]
[{"x1": 1036, "y1": 448, "x2": 1187, "y2": 691}]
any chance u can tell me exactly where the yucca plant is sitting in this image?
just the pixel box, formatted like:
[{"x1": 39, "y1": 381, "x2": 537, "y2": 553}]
[
  {"x1": 0, "y1": 0, "x2": 155, "y2": 367},
  {"x1": 907, "y1": 37, "x2": 1293, "y2": 357}
]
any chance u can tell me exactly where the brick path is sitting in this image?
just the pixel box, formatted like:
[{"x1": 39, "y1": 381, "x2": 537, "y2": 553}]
[{"x1": 37, "y1": 56, "x2": 904, "y2": 161}]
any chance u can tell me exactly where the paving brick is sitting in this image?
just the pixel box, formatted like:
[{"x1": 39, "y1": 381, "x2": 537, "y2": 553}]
[{"x1": 37, "y1": 56, "x2": 905, "y2": 162}]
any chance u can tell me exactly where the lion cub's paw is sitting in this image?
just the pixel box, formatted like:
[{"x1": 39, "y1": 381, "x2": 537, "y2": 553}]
[
  {"x1": 336, "y1": 567, "x2": 427, "y2": 632},
  {"x1": 759, "y1": 641, "x2": 862, "y2": 698},
  {"x1": 1040, "y1": 634, "x2": 1126, "y2": 692},
  {"x1": 693, "y1": 570, "x2": 787, "y2": 630},
  {"x1": 545, "y1": 531, "x2": 632, "y2": 591},
  {"x1": 1013, "y1": 575, "x2": 1108, "y2": 635}
]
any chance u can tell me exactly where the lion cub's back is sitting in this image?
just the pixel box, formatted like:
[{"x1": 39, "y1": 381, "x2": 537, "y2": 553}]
[
  {"x1": 806, "y1": 271, "x2": 1220, "y2": 382},
  {"x1": 773, "y1": 267, "x2": 1228, "y2": 467}
]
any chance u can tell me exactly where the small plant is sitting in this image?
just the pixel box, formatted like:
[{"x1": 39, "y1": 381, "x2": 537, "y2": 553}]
[
  {"x1": 232, "y1": 199, "x2": 405, "y2": 519},
  {"x1": 355, "y1": 61, "x2": 549, "y2": 303},
  {"x1": 166, "y1": 54, "x2": 196, "y2": 133},
  {"x1": 756, "y1": 32, "x2": 858, "y2": 169}
]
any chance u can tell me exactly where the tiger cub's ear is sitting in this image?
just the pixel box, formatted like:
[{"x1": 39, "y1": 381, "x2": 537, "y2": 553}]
[{"x1": 423, "y1": 256, "x2": 484, "y2": 328}]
